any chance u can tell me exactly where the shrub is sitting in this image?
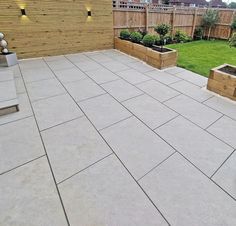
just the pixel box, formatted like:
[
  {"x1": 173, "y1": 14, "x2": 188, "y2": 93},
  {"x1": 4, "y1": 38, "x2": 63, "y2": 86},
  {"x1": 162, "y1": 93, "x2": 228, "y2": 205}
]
[
  {"x1": 154, "y1": 24, "x2": 171, "y2": 51},
  {"x1": 138, "y1": 29, "x2": 147, "y2": 37},
  {"x1": 174, "y1": 30, "x2": 191, "y2": 43},
  {"x1": 142, "y1": 34, "x2": 156, "y2": 47},
  {"x1": 120, "y1": 29, "x2": 131, "y2": 40},
  {"x1": 130, "y1": 31, "x2": 143, "y2": 43},
  {"x1": 194, "y1": 27, "x2": 204, "y2": 40},
  {"x1": 229, "y1": 33, "x2": 236, "y2": 48},
  {"x1": 231, "y1": 17, "x2": 236, "y2": 30}
]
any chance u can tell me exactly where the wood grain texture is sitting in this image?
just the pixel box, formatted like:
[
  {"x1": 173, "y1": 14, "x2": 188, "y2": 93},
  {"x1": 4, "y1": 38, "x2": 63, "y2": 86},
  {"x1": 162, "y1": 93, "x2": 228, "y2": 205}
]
[{"x1": 0, "y1": 0, "x2": 113, "y2": 58}]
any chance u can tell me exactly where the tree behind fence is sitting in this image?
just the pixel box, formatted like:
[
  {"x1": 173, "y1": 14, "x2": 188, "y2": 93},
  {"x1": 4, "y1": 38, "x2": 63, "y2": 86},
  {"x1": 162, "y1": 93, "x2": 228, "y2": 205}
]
[{"x1": 113, "y1": 1, "x2": 236, "y2": 39}]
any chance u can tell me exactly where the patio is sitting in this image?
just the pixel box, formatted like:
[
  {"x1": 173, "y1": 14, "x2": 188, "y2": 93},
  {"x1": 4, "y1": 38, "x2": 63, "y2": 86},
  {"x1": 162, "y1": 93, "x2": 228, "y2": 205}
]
[{"x1": 0, "y1": 49, "x2": 236, "y2": 225}]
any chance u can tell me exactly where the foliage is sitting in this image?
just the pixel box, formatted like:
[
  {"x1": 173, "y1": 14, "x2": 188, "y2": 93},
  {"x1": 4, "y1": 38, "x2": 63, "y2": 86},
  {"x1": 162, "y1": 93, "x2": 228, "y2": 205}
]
[
  {"x1": 194, "y1": 27, "x2": 204, "y2": 40},
  {"x1": 202, "y1": 9, "x2": 219, "y2": 40},
  {"x1": 142, "y1": 34, "x2": 156, "y2": 47},
  {"x1": 231, "y1": 17, "x2": 236, "y2": 30},
  {"x1": 167, "y1": 40, "x2": 236, "y2": 77},
  {"x1": 138, "y1": 29, "x2": 147, "y2": 37},
  {"x1": 174, "y1": 30, "x2": 192, "y2": 43},
  {"x1": 154, "y1": 24, "x2": 171, "y2": 50},
  {"x1": 120, "y1": 30, "x2": 131, "y2": 40},
  {"x1": 130, "y1": 31, "x2": 143, "y2": 43},
  {"x1": 228, "y1": 2, "x2": 236, "y2": 9},
  {"x1": 229, "y1": 33, "x2": 236, "y2": 48}
]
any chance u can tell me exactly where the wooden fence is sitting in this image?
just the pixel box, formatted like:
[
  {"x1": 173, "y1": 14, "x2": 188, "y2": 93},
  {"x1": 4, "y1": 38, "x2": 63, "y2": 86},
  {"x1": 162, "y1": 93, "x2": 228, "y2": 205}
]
[{"x1": 113, "y1": 0, "x2": 236, "y2": 39}]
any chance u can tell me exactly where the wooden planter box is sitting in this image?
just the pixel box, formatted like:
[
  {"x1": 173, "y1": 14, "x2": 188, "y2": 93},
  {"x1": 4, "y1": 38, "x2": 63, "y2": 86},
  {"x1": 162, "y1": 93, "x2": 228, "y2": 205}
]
[
  {"x1": 207, "y1": 64, "x2": 236, "y2": 101},
  {"x1": 114, "y1": 37, "x2": 177, "y2": 70}
]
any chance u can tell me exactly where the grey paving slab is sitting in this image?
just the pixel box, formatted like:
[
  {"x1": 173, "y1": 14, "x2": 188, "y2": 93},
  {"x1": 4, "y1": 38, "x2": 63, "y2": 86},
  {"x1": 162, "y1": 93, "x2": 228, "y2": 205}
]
[
  {"x1": 64, "y1": 78, "x2": 105, "y2": 102},
  {"x1": 32, "y1": 93, "x2": 83, "y2": 131},
  {"x1": 137, "y1": 80, "x2": 180, "y2": 102},
  {"x1": 19, "y1": 59, "x2": 48, "y2": 70},
  {"x1": 165, "y1": 95, "x2": 222, "y2": 129},
  {"x1": 207, "y1": 116, "x2": 236, "y2": 148},
  {"x1": 74, "y1": 60, "x2": 102, "y2": 72},
  {"x1": 26, "y1": 78, "x2": 66, "y2": 102},
  {"x1": 140, "y1": 153, "x2": 236, "y2": 226},
  {"x1": 86, "y1": 67, "x2": 119, "y2": 84},
  {"x1": 170, "y1": 80, "x2": 213, "y2": 102},
  {"x1": 164, "y1": 66, "x2": 186, "y2": 75},
  {"x1": 212, "y1": 151, "x2": 236, "y2": 199},
  {"x1": 88, "y1": 53, "x2": 113, "y2": 63},
  {"x1": 175, "y1": 70, "x2": 208, "y2": 87},
  {"x1": 0, "y1": 93, "x2": 33, "y2": 125},
  {"x1": 41, "y1": 117, "x2": 112, "y2": 183},
  {"x1": 116, "y1": 68, "x2": 151, "y2": 85},
  {"x1": 101, "y1": 117, "x2": 174, "y2": 180},
  {"x1": 58, "y1": 155, "x2": 168, "y2": 226},
  {"x1": 101, "y1": 60, "x2": 130, "y2": 73},
  {"x1": 0, "y1": 80, "x2": 17, "y2": 102},
  {"x1": 0, "y1": 157, "x2": 68, "y2": 226},
  {"x1": 128, "y1": 61, "x2": 154, "y2": 73},
  {"x1": 0, "y1": 117, "x2": 45, "y2": 174},
  {"x1": 123, "y1": 94, "x2": 178, "y2": 129},
  {"x1": 79, "y1": 94, "x2": 131, "y2": 130},
  {"x1": 101, "y1": 79, "x2": 143, "y2": 102},
  {"x1": 101, "y1": 49, "x2": 124, "y2": 57},
  {"x1": 0, "y1": 70, "x2": 14, "y2": 82},
  {"x1": 204, "y1": 96, "x2": 236, "y2": 120},
  {"x1": 21, "y1": 67, "x2": 55, "y2": 83},
  {"x1": 112, "y1": 54, "x2": 138, "y2": 63},
  {"x1": 54, "y1": 67, "x2": 87, "y2": 84},
  {"x1": 155, "y1": 116, "x2": 234, "y2": 176},
  {"x1": 145, "y1": 70, "x2": 182, "y2": 85},
  {"x1": 47, "y1": 59, "x2": 75, "y2": 71},
  {"x1": 65, "y1": 53, "x2": 90, "y2": 63},
  {"x1": 44, "y1": 55, "x2": 66, "y2": 62},
  {"x1": 14, "y1": 76, "x2": 26, "y2": 94}
]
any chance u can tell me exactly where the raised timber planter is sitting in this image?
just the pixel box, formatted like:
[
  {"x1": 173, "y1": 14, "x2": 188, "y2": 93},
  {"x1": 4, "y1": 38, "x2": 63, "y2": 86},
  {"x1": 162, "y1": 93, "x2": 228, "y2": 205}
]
[
  {"x1": 207, "y1": 64, "x2": 236, "y2": 101},
  {"x1": 114, "y1": 37, "x2": 177, "y2": 69}
]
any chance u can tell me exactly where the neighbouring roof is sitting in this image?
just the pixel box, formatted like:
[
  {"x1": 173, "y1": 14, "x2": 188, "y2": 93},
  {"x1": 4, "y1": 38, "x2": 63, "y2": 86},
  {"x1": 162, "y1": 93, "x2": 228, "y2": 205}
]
[
  {"x1": 169, "y1": 0, "x2": 208, "y2": 5},
  {"x1": 209, "y1": 0, "x2": 227, "y2": 7}
]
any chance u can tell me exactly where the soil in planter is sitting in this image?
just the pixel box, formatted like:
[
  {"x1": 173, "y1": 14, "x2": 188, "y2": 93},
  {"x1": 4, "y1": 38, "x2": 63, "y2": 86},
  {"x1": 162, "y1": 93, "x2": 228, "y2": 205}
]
[
  {"x1": 219, "y1": 66, "x2": 236, "y2": 77},
  {"x1": 152, "y1": 46, "x2": 172, "y2": 53}
]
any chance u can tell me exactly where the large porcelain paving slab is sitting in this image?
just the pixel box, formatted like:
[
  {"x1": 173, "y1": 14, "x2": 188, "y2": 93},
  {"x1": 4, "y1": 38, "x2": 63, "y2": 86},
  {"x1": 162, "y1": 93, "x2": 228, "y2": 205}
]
[
  {"x1": 79, "y1": 94, "x2": 131, "y2": 130},
  {"x1": 204, "y1": 96, "x2": 236, "y2": 120},
  {"x1": 44, "y1": 55, "x2": 66, "y2": 62},
  {"x1": 164, "y1": 66, "x2": 185, "y2": 75},
  {"x1": 137, "y1": 80, "x2": 180, "y2": 102},
  {"x1": 170, "y1": 80, "x2": 212, "y2": 102},
  {"x1": 14, "y1": 77, "x2": 26, "y2": 94},
  {"x1": 0, "y1": 93, "x2": 33, "y2": 125},
  {"x1": 101, "y1": 60, "x2": 130, "y2": 73},
  {"x1": 26, "y1": 78, "x2": 66, "y2": 102},
  {"x1": 88, "y1": 53, "x2": 114, "y2": 63},
  {"x1": 32, "y1": 93, "x2": 84, "y2": 131},
  {"x1": 101, "y1": 117, "x2": 175, "y2": 179},
  {"x1": 212, "y1": 152, "x2": 236, "y2": 199},
  {"x1": 112, "y1": 54, "x2": 138, "y2": 63},
  {"x1": 139, "y1": 153, "x2": 236, "y2": 226},
  {"x1": 53, "y1": 67, "x2": 87, "y2": 84},
  {"x1": 58, "y1": 155, "x2": 168, "y2": 226},
  {"x1": 174, "y1": 70, "x2": 207, "y2": 87},
  {"x1": 64, "y1": 78, "x2": 105, "y2": 102},
  {"x1": 21, "y1": 68, "x2": 55, "y2": 83},
  {"x1": 47, "y1": 59, "x2": 75, "y2": 71},
  {"x1": 86, "y1": 67, "x2": 119, "y2": 84},
  {"x1": 0, "y1": 70, "x2": 14, "y2": 82},
  {"x1": 19, "y1": 59, "x2": 48, "y2": 70},
  {"x1": 116, "y1": 68, "x2": 151, "y2": 85},
  {"x1": 0, "y1": 117, "x2": 45, "y2": 174},
  {"x1": 128, "y1": 61, "x2": 154, "y2": 73},
  {"x1": 65, "y1": 53, "x2": 90, "y2": 63},
  {"x1": 0, "y1": 157, "x2": 68, "y2": 226},
  {"x1": 123, "y1": 94, "x2": 178, "y2": 129},
  {"x1": 155, "y1": 116, "x2": 234, "y2": 176},
  {"x1": 74, "y1": 60, "x2": 103, "y2": 72},
  {"x1": 0, "y1": 80, "x2": 17, "y2": 102},
  {"x1": 145, "y1": 70, "x2": 182, "y2": 85},
  {"x1": 207, "y1": 116, "x2": 236, "y2": 148},
  {"x1": 101, "y1": 79, "x2": 143, "y2": 102},
  {"x1": 41, "y1": 117, "x2": 112, "y2": 183},
  {"x1": 165, "y1": 95, "x2": 222, "y2": 129}
]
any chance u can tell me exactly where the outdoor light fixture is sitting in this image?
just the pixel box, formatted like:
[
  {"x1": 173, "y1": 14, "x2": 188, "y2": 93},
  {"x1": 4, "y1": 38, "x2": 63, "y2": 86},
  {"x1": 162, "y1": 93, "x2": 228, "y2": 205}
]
[
  {"x1": 21, "y1": 8, "x2": 26, "y2": 16},
  {"x1": 87, "y1": 11, "x2": 91, "y2": 17}
]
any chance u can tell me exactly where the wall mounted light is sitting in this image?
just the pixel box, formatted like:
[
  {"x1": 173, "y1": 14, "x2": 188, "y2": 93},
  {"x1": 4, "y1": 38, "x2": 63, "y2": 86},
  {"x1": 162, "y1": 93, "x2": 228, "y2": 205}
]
[
  {"x1": 21, "y1": 8, "x2": 26, "y2": 16},
  {"x1": 87, "y1": 11, "x2": 91, "y2": 17}
]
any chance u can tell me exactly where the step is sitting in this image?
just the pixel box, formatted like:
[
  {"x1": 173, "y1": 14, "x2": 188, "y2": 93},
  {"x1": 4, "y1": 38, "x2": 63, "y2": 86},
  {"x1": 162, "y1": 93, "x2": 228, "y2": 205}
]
[{"x1": 0, "y1": 70, "x2": 19, "y2": 116}]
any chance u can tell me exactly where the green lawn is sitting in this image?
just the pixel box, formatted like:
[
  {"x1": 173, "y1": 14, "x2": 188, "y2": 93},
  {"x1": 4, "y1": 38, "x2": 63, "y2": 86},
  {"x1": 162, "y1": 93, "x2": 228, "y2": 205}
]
[{"x1": 167, "y1": 40, "x2": 236, "y2": 77}]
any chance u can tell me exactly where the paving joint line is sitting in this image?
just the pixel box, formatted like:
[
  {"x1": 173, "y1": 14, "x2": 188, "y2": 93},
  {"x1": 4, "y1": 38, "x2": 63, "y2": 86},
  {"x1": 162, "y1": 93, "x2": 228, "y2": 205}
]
[
  {"x1": 0, "y1": 115, "x2": 33, "y2": 127},
  {"x1": 120, "y1": 93, "x2": 145, "y2": 103}
]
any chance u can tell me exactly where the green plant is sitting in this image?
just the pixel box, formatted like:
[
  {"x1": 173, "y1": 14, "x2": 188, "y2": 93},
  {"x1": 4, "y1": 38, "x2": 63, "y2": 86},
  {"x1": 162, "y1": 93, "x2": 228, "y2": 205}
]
[
  {"x1": 202, "y1": 9, "x2": 219, "y2": 40},
  {"x1": 120, "y1": 29, "x2": 131, "y2": 40},
  {"x1": 154, "y1": 24, "x2": 171, "y2": 51},
  {"x1": 142, "y1": 34, "x2": 156, "y2": 47},
  {"x1": 229, "y1": 33, "x2": 236, "y2": 48},
  {"x1": 194, "y1": 27, "x2": 204, "y2": 40},
  {"x1": 130, "y1": 31, "x2": 143, "y2": 43},
  {"x1": 174, "y1": 30, "x2": 191, "y2": 43},
  {"x1": 231, "y1": 17, "x2": 236, "y2": 30}
]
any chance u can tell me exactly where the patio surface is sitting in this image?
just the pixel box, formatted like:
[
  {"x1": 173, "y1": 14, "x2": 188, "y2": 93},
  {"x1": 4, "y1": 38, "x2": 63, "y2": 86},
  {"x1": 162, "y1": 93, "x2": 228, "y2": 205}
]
[{"x1": 0, "y1": 49, "x2": 236, "y2": 226}]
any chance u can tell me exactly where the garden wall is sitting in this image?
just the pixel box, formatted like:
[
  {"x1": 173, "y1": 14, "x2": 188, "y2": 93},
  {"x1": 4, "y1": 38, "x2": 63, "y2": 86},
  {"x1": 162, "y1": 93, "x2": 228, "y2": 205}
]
[
  {"x1": 113, "y1": 1, "x2": 236, "y2": 39},
  {"x1": 0, "y1": 0, "x2": 113, "y2": 58}
]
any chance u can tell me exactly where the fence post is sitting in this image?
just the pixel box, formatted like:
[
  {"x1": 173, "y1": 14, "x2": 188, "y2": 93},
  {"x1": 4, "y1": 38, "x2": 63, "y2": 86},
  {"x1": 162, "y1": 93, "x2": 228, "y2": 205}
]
[
  {"x1": 171, "y1": 6, "x2": 176, "y2": 36},
  {"x1": 191, "y1": 7, "x2": 198, "y2": 38},
  {"x1": 145, "y1": 4, "x2": 149, "y2": 33}
]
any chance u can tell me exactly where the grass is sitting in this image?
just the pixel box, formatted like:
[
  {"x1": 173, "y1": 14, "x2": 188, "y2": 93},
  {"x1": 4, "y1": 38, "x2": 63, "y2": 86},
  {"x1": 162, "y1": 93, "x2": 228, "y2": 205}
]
[{"x1": 167, "y1": 40, "x2": 236, "y2": 77}]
